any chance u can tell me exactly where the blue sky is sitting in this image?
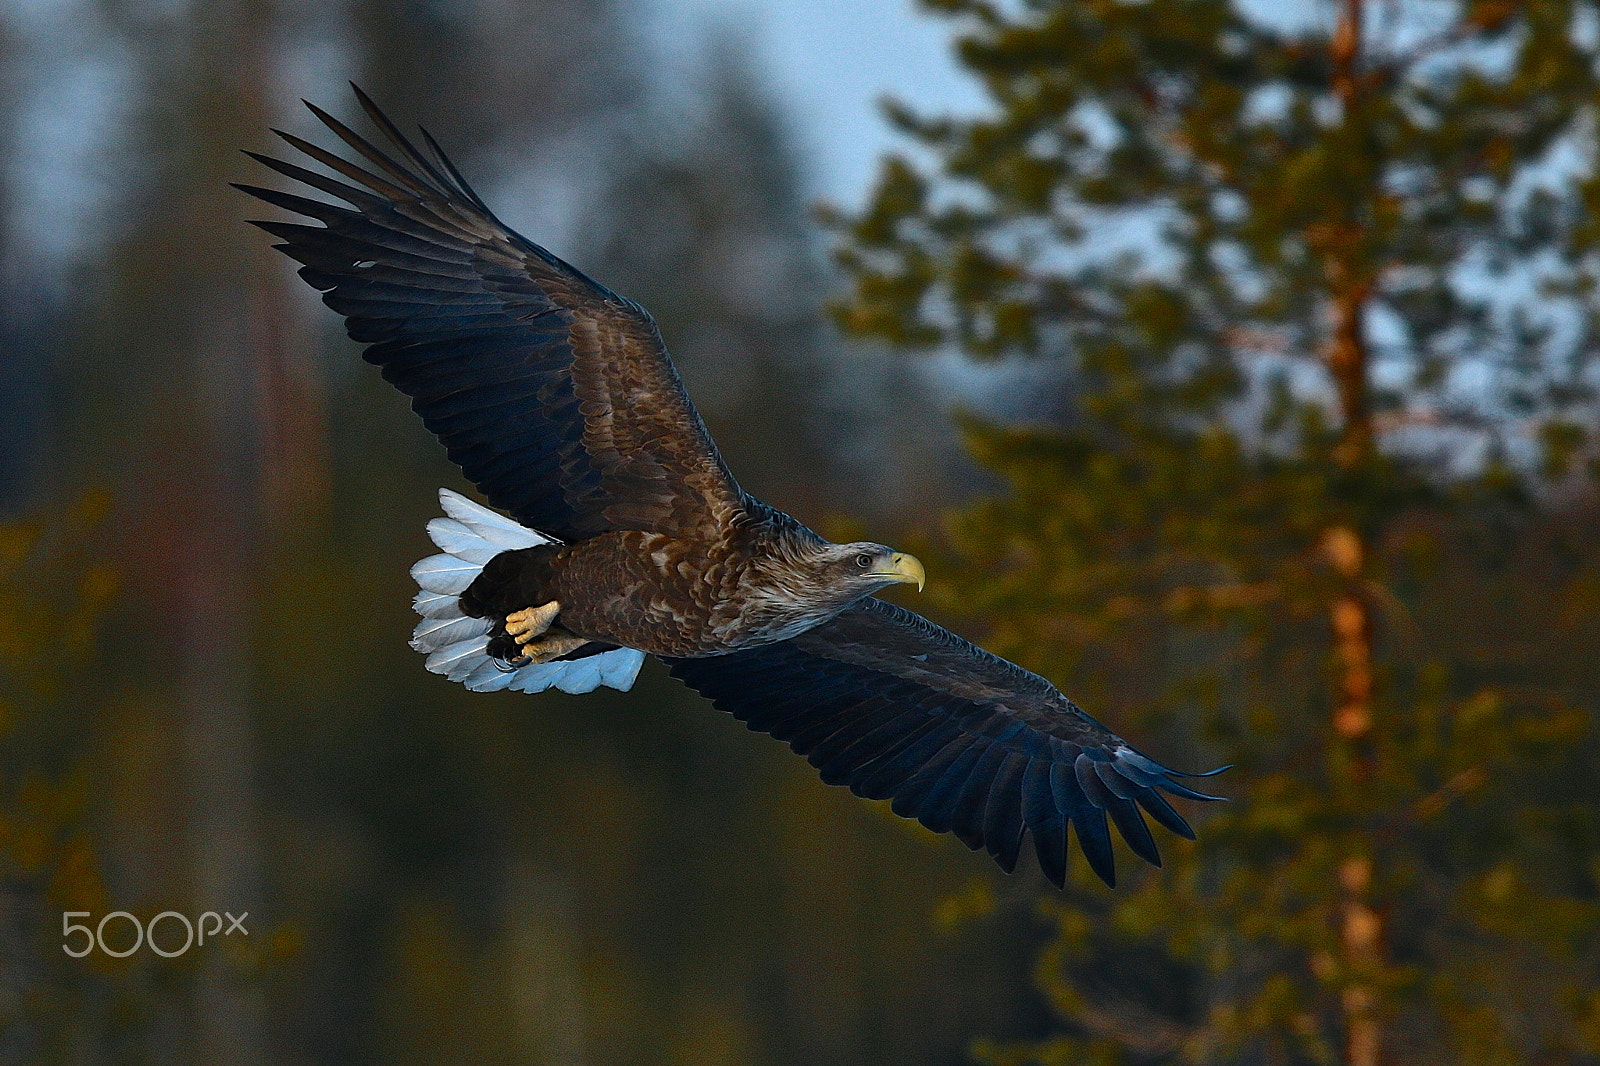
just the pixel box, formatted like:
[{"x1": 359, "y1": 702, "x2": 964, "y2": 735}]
[{"x1": 645, "y1": 0, "x2": 989, "y2": 208}]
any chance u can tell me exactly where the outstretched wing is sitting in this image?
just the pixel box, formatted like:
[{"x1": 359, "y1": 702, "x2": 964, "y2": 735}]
[
  {"x1": 235, "y1": 86, "x2": 744, "y2": 543},
  {"x1": 666, "y1": 598, "x2": 1222, "y2": 887}
]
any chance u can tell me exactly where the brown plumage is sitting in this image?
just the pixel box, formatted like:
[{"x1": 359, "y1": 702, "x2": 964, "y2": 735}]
[
  {"x1": 235, "y1": 86, "x2": 1224, "y2": 889},
  {"x1": 462, "y1": 508, "x2": 853, "y2": 659}
]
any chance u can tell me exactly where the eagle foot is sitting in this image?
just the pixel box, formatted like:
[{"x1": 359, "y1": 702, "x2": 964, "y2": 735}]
[
  {"x1": 509, "y1": 633, "x2": 589, "y2": 665},
  {"x1": 502, "y1": 601, "x2": 586, "y2": 665},
  {"x1": 506, "y1": 601, "x2": 561, "y2": 641}
]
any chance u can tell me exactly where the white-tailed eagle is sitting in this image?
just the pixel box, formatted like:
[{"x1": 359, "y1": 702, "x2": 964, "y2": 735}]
[{"x1": 235, "y1": 87, "x2": 1221, "y2": 888}]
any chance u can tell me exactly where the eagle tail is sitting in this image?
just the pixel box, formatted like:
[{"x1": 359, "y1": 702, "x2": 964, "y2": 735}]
[{"x1": 408, "y1": 489, "x2": 646, "y2": 694}]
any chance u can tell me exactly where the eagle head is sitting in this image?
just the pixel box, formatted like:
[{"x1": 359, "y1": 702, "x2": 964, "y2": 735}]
[
  {"x1": 821, "y1": 542, "x2": 926, "y2": 594},
  {"x1": 745, "y1": 537, "x2": 926, "y2": 640},
  {"x1": 769, "y1": 541, "x2": 925, "y2": 620}
]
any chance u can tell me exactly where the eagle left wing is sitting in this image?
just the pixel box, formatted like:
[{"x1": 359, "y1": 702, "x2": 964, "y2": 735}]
[
  {"x1": 665, "y1": 597, "x2": 1222, "y2": 887},
  {"x1": 234, "y1": 87, "x2": 745, "y2": 544}
]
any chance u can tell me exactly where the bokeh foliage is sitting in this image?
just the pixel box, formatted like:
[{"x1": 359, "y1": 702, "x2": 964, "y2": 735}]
[
  {"x1": 0, "y1": 497, "x2": 122, "y2": 1063},
  {"x1": 0, "y1": 1, "x2": 1036, "y2": 1064},
  {"x1": 833, "y1": 0, "x2": 1600, "y2": 1062}
]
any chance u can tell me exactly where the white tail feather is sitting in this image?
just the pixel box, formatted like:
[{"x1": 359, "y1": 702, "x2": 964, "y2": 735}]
[
  {"x1": 410, "y1": 614, "x2": 492, "y2": 651},
  {"x1": 410, "y1": 554, "x2": 482, "y2": 595},
  {"x1": 413, "y1": 590, "x2": 462, "y2": 619},
  {"x1": 424, "y1": 519, "x2": 502, "y2": 564},
  {"x1": 438, "y1": 489, "x2": 548, "y2": 549},
  {"x1": 409, "y1": 489, "x2": 645, "y2": 695}
]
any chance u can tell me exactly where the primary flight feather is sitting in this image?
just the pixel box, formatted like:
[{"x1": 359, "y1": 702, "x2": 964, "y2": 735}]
[{"x1": 236, "y1": 86, "x2": 1221, "y2": 888}]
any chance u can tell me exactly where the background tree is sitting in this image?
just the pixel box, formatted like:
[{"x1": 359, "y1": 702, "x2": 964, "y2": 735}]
[{"x1": 835, "y1": 0, "x2": 1600, "y2": 1063}]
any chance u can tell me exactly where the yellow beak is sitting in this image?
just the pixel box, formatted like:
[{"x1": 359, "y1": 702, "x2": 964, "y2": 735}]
[{"x1": 878, "y1": 552, "x2": 925, "y2": 591}]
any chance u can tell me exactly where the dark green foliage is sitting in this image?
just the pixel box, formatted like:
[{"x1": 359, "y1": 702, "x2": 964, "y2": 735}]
[{"x1": 834, "y1": 0, "x2": 1600, "y2": 1061}]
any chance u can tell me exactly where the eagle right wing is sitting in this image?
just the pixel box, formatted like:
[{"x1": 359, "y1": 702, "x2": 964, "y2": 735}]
[
  {"x1": 666, "y1": 597, "x2": 1223, "y2": 887},
  {"x1": 235, "y1": 86, "x2": 745, "y2": 544}
]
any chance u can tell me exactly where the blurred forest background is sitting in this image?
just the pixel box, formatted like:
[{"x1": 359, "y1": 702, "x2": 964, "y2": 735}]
[{"x1": 1, "y1": 0, "x2": 1598, "y2": 1064}]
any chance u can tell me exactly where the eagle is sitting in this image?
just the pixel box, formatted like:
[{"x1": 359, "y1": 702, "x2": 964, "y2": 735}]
[{"x1": 236, "y1": 87, "x2": 1221, "y2": 889}]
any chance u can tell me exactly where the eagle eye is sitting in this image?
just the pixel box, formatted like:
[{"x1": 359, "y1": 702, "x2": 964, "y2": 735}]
[{"x1": 854, "y1": 553, "x2": 874, "y2": 570}]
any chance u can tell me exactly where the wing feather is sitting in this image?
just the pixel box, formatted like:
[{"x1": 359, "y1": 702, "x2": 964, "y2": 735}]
[
  {"x1": 666, "y1": 598, "x2": 1221, "y2": 887},
  {"x1": 983, "y1": 752, "x2": 1030, "y2": 872},
  {"x1": 236, "y1": 87, "x2": 744, "y2": 543}
]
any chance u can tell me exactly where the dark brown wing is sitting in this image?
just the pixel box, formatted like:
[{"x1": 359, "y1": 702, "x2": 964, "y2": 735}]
[
  {"x1": 665, "y1": 598, "x2": 1223, "y2": 887},
  {"x1": 234, "y1": 86, "x2": 744, "y2": 543}
]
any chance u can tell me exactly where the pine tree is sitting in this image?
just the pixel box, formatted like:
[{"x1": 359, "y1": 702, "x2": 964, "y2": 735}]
[{"x1": 835, "y1": 1, "x2": 1600, "y2": 1062}]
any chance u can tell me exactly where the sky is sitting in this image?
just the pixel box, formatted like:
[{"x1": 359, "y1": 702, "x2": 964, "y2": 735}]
[{"x1": 643, "y1": 0, "x2": 990, "y2": 209}]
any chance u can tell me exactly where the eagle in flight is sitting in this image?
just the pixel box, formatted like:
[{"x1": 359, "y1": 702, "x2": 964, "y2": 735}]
[{"x1": 237, "y1": 87, "x2": 1221, "y2": 889}]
